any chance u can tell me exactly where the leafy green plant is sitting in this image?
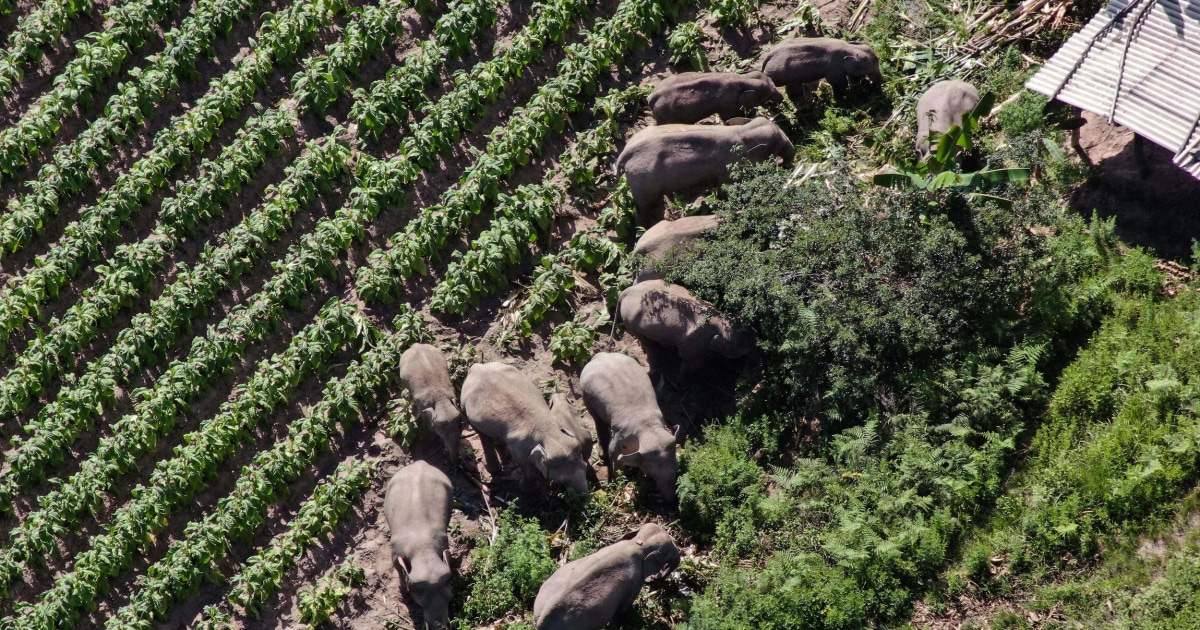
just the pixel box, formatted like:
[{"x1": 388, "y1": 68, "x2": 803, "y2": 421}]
[
  {"x1": 709, "y1": 0, "x2": 758, "y2": 28},
  {"x1": 668, "y1": 21, "x2": 707, "y2": 70},
  {"x1": 549, "y1": 314, "x2": 600, "y2": 366},
  {"x1": 454, "y1": 510, "x2": 557, "y2": 628},
  {"x1": 298, "y1": 558, "x2": 367, "y2": 628},
  {"x1": 873, "y1": 92, "x2": 1030, "y2": 204}
]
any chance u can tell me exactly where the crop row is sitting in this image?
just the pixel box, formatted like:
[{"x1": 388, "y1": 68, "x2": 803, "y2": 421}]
[
  {"x1": 495, "y1": 226, "x2": 629, "y2": 345},
  {"x1": 0, "y1": 0, "x2": 101, "y2": 97},
  {"x1": 0, "y1": 0, "x2": 497, "y2": 505},
  {"x1": 347, "y1": 0, "x2": 499, "y2": 140},
  {"x1": 296, "y1": 557, "x2": 366, "y2": 628},
  {"x1": 0, "y1": 0, "x2": 401, "y2": 413},
  {"x1": 0, "y1": 0, "x2": 272, "y2": 255},
  {"x1": 0, "y1": 109, "x2": 296, "y2": 426},
  {"x1": 428, "y1": 86, "x2": 645, "y2": 314},
  {"x1": 353, "y1": 0, "x2": 671, "y2": 303},
  {"x1": 7, "y1": 0, "x2": 577, "y2": 493},
  {"x1": 99, "y1": 311, "x2": 428, "y2": 630},
  {"x1": 0, "y1": 0, "x2": 511, "y2": 592},
  {"x1": 200, "y1": 457, "x2": 375, "y2": 623},
  {"x1": 2, "y1": 299, "x2": 370, "y2": 628},
  {"x1": 0, "y1": 0, "x2": 183, "y2": 177},
  {"x1": 0, "y1": 0, "x2": 345, "y2": 338},
  {"x1": 0, "y1": 142, "x2": 352, "y2": 602}
]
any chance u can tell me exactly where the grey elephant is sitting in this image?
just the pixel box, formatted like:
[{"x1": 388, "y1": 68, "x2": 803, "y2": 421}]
[
  {"x1": 533, "y1": 523, "x2": 681, "y2": 630},
  {"x1": 617, "y1": 280, "x2": 755, "y2": 373},
  {"x1": 633, "y1": 214, "x2": 721, "y2": 280},
  {"x1": 399, "y1": 343, "x2": 464, "y2": 463},
  {"x1": 915, "y1": 79, "x2": 981, "y2": 159},
  {"x1": 614, "y1": 117, "x2": 794, "y2": 219},
  {"x1": 648, "y1": 71, "x2": 783, "y2": 124},
  {"x1": 580, "y1": 353, "x2": 679, "y2": 502},
  {"x1": 760, "y1": 37, "x2": 882, "y2": 100},
  {"x1": 459, "y1": 362, "x2": 591, "y2": 494},
  {"x1": 384, "y1": 461, "x2": 453, "y2": 630}
]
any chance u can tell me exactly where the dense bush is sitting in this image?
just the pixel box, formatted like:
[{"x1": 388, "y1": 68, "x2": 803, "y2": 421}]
[
  {"x1": 659, "y1": 163, "x2": 1159, "y2": 627},
  {"x1": 454, "y1": 510, "x2": 557, "y2": 628},
  {"x1": 658, "y1": 162, "x2": 1120, "y2": 445},
  {"x1": 677, "y1": 424, "x2": 767, "y2": 552},
  {"x1": 950, "y1": 290, "x2": 1200, "y2": 595}
]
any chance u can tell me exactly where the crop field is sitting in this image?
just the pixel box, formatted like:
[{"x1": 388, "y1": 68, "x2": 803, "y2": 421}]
[{"x1": 4, "y1": 0, "x2": 1200, "y2": 627}]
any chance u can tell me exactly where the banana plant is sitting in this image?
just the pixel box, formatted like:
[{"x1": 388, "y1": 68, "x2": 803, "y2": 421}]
[{"x1": 872, "y1": 92, "x2": 1030, "y2": 205}]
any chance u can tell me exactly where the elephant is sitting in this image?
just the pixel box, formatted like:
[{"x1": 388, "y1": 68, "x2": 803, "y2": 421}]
[
  {"x1": 617, "y1": 280, "x2": 755, "y2": 373},
  {"x1": 648, "y1": 71, "x2": 783, "y2": 124},
  {"x1": 633, "y1": 214, "x2": 721, "y2": 280},
  {"x1": 384, "y1": 461, "x2": 454, "y2": 630},
  {"x1": 915, "y1": 80, "x2": 981, "y2": 159},
  {"x1": 614, "y1": 117, "x2": 794, "y2": 220},
  {"x1": 580, "y1": 353, "x2": 679, "y2": 502},
  {"x1": 760, "y1": 37, "x2": 882, "y2": 100},
  {"x1": 459, "y1": 362, "x2": 591, "y2": 495},
  {"x1": 533, "y1": 523, "x2": 681, "y2": 630},
  {"x1": 399, "y1": 343, "x2": 464, "y2": 463}
]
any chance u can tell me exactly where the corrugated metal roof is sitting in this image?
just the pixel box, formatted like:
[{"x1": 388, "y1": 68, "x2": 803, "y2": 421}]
[{"x1": 1025, "y1": 0, "x2": 1200, "y2": 179}]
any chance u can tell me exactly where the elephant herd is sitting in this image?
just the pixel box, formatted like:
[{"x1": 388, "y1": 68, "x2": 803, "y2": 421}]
[
  {"x1": 379, "y1": 35, "x2": 986, "y2": 630},
  {"x1": 617, "y1": 37, "x2": 982, "y2": 219},
  {"x1": 385, "y1": 343, "x2": 686, "y2": 630}
]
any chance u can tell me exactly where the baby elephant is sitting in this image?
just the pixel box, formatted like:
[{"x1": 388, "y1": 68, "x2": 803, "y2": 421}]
[
  {"x1": 760, "y1": 37, "x2": 881, "y2": 100},
  {"x1": 648, "y1": 71, "x2": 783, "y2": 124},
  {"x1": 384, "y1": 461, "x2": 453, "y2": 630},
  {"x1": 581, "y1": 353, "x2": 679, "y2": 503},
  {"x1": 915, "y1": 79, "x2": 981, "y2": 159},
  {"x1": 633, "y1": 214, "x2": 721, "y2": 280},
  {"x1": 399, "y1": 344, "x2": 464, "y2": 463},
  {"x1": 533, "y1": 523, "x2": 680, "y2": 630},
  {"x1": 459, "y1": 363, "x2": 592, "y2": 495},
  {"x1": 618, "y1": 280, "x2": 754, "y2": 373},
  {"x1": 615, "y1": 117, "x2": 794, "y2": 219}
]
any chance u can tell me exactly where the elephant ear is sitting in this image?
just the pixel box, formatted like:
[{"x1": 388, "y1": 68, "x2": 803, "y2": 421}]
[
  {"x1": 642, "y1": 546, "x2": 680, "y2": 581},
  {"x1": 724, "y1": 117, "x2": 752, "y2": 126},
  {"x1": 530, "y1": 444, "x2": 549, "y2": 476},
  {"x1": 615, "y1": 435, "x2": 642, "y2": 467},
  {"x1": 737, "y1": 89, "x2": 759, "y2": 109}
]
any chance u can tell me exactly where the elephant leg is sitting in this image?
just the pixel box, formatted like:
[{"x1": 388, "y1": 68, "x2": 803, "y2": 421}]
[
  {"x1": 678, "y1": 335, "x2": 710, "y2": 376},
  {"x1": 785, "y1": 83, "x2": 805, "y2": 104},
  {"x1": 827, "y1": 73, "x2": 849, "y2": 99},
  {"x1": 595, "y1": 420, "x2": 613, "y2": 477},
  {"x1": 477, "y1": 433, "x2": 503, "y2": 476},
  {"x1": 639, "y1": 338, "x2": 674, "y2": 381}
]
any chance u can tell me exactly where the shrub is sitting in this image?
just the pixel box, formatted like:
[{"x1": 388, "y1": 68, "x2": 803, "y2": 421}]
[
  {"x1": 658, "y1": 162, "x2": 1093, "y2": 444},
  {"x1": 685, "y1": 552, "x2": 867, "y2": 630},
  {"x1": 454, "y1": 510, "x2": 557, "y2": 628},
  {"x1": 677, "y1": 424, "x2": 767, "y2": 552}
]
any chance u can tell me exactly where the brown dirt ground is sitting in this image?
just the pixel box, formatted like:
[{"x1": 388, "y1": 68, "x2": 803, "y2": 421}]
[{"x1": 1070, "y1": 110, "x2": 1200, "y2": 261}]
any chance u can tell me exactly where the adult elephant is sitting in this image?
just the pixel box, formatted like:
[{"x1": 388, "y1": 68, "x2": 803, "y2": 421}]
[
  {"x1": 614, "y1": 117, "x2": 794, "y2": 222},
  {"x1": 760, "y1": 37, "x2": 882, "y2": 101}
]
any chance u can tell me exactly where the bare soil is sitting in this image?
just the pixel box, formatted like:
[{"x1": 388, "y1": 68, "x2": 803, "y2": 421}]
[{"x1": 1070, "y1": 111, "x2": 1200, "y2": 260}]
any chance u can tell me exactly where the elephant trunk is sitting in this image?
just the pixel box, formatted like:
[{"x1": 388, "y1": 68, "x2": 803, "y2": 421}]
[{"x1": 779, "y1": 139, "x2": 797, "y2": 167}]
